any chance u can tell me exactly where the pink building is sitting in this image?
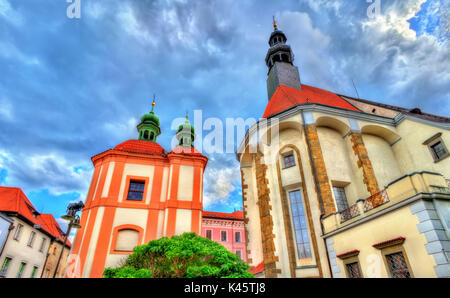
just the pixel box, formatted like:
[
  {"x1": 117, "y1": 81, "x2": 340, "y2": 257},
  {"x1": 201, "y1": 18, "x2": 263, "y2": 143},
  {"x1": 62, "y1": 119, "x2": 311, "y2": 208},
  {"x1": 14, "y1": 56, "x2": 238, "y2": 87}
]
[{"x1": 201, "y1": 211, "x2": 247, "y2": 262}]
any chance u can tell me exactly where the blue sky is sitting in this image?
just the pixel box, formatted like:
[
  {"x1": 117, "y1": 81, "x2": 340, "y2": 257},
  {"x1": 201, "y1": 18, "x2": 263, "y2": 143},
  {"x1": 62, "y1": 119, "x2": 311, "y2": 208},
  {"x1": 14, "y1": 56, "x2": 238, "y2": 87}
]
[{"x1": 0, "y1": 0, "x2": 449, "y2": 227}]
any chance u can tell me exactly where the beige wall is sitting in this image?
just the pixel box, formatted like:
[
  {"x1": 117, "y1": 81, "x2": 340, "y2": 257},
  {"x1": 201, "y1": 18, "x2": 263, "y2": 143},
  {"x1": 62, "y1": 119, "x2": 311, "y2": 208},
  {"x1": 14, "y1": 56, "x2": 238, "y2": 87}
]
[
  {"x1": 83, "y1": 206, "x2": 105, "y2": 278},
  {"x1": 241, "y1": 165, "x2": 263, "y2": 268},
  {"x1": 317, "y1": 127, "x2": 361, "y2": 205},
  {"x1": 41, "y1": 241, "x2": 71, "y2": 278},
  {"x1": 330, "y1": 205, "x2": 436, "y2": 278},
  {"x1": 118, "y1": 163, "x2": 155, "y2": 203},
  {"x1": 0, "y1": 217, "x2": 51, "y2": 278},
  {"x1": 240, "y1": 106, "x2": 449, "y2": 279},
  {"x1": 178, "y1": 165, "x2": 194, "y2": 201},
  {"x1": 363, "y1": 133, "x2": 402, "y2": 189}
]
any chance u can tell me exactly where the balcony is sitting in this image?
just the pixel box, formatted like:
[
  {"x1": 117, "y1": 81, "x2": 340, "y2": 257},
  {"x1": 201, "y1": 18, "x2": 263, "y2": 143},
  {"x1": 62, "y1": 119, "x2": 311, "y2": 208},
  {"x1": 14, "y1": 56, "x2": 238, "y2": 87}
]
[
  {"x1": 339, "y1": 189, "x2": 390, "y2": 223},
  {"x1": 323, "y1": 171, "x2": 450, "y2": 235}
]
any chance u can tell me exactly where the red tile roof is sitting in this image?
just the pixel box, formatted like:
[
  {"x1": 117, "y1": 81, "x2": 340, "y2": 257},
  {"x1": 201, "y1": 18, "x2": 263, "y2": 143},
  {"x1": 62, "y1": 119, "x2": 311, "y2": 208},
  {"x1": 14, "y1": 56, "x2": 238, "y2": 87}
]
[
  {"x1": 114, "y1": 140, "x2": 165, "y2": 156},
  {"x1": 0, "y1": 186, "x2": 42, "y2": 226},
  {"x1": 39, "y1": 214, "x2": 71, "y2": 248},
  {"x1": 263, "y1": 84, "x2": 360, "y2": 118},
  {"x1": 202, "y1": 210, "x2": 244, "y2": 220},
  {"x1": 0, "y1": 186, "x2": 70, "y2": 246},
  {"x1": 169, "y1": 146, "x2": 204, "y2": 156},
  {"x1": 251, "y1": 262, "x2": 264, "y2": 275}
]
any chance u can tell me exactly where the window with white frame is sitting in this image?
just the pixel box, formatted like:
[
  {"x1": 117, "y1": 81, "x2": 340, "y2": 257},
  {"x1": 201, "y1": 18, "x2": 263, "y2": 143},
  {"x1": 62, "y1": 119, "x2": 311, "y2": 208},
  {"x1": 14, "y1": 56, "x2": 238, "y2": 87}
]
[
  {"x1": 28, "y1": 231, "x2": 36, "y2": 247},
  {"x1": 235, "y1": 231, "x2": 241, "y2": 243},
  {"x1": 39, "y1": 238, "x2": 46, "y2": 252},
  {"x1": 0, "y1": 257, "x2": 12, "y2": 276},
  {"x1": 205, "y1": 229, "x2": 212, "y2": 240},
  {"x1": 221, "y1": 231, "x2": 227, "y2": 242},
  {"x1": 17, "y1": 262, "x2": 26, "y2": 278},
  {"x1": 14, "y1": 224, "x2": 23, "y2": 241}
]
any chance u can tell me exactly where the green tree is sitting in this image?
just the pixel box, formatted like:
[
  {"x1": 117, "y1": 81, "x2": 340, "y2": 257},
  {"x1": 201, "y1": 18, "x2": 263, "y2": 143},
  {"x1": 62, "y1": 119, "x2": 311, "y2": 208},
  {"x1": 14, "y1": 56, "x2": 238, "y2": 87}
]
[{"x1": 103, "y1": 232, "x2": 254, "y2": 278}]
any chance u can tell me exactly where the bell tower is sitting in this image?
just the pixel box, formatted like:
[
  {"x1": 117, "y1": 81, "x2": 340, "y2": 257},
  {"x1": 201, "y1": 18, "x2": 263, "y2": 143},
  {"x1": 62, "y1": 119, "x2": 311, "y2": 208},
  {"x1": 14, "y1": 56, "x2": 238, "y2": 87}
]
[
  {"x1": 266, "y1": 18, "x2": 302, "y2": 101},
  {"x1": 137, "y1": 97, "x2": 161, "y2": 142}
]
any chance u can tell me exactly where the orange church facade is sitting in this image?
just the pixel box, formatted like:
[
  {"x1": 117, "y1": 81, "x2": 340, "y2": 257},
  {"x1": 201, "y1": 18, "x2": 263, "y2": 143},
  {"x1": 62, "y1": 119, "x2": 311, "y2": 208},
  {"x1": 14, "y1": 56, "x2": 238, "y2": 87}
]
[{"x1": 71, "y1": 104, "x2": 208, "y2": 278}]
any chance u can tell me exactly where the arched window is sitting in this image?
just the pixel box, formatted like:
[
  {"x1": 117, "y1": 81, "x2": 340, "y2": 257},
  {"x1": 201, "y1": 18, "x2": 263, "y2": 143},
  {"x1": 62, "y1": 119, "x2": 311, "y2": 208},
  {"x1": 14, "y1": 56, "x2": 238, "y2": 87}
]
[
  {"x1": 150, "y1": 132, "x2": 155, "y2": 141},
  {"x1": 144, "y1": 130, "x2": 149, "y2": 139},
  {"x1": 115, "y1": 229, "x2": 139, "y2": 252}
]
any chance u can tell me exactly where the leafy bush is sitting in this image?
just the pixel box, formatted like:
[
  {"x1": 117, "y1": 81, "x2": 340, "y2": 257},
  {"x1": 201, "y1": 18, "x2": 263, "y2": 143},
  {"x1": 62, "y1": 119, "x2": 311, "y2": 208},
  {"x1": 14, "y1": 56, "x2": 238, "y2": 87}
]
[{"x1": 103, "y1": 232, "x2": 254, "y2": 278}]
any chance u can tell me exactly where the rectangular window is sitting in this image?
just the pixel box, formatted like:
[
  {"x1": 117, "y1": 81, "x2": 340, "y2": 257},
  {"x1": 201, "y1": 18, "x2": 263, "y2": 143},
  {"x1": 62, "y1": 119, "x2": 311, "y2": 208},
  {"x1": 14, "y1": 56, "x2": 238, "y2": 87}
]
[
  {"x1": 17, "y1": 262, "x2": 26, "y2": 278},
  {"x1": 289, "y1": 190, "x2": 312, "y2": 259},
  {"x1": 14, "y1": 224, "x2": 23, "y2": 241},
  {"x1": 346, "y1": 262, "x2": 362, "y2": 278},
  {"x1": 236, "y1": 250, "x2": 242, "y2": 259},
  {"x1": 30, "y1": 266, "x2": 38, "y2": 278},
  {"x1": 206, "y1": 230, "x2": 212, "y2": 240},
  {"x1": 127, "y1": 181, "x2": 145, "y2": 201},
  {"x1": 39, "y1": 238, "x2": 46, "y2": 252},
  {"x1": 28, "y1": 231, "x2": 36, "y2": 247},
  {"x1": 333, "y1": 186, "x2": 350, "y2": 212},
  {"x1": 431, "y1": 141, "x2": 448, "y2": 161},
  {"x1": 283, "y1": 155, "x2": 295, "y2": 168},
  {"x1": 0, "y1": 257, "x2": 12, "y2": 276},
  {"x1": 385, "y1": 252, "x2": 411, "y2": 278},
  {"x1": 221, "y1": 231, "x2": 227, "y2": 242},
  {"x1": 235, "y1": 232, "x2": 241, "y2": 243}
]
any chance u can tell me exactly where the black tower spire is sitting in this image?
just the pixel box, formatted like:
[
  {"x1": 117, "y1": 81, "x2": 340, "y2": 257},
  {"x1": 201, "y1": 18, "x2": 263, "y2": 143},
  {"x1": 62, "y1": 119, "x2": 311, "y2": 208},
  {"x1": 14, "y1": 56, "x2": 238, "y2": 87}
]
[{"x1": 265, "y1": 18, "x2": 302, "y2": 101}]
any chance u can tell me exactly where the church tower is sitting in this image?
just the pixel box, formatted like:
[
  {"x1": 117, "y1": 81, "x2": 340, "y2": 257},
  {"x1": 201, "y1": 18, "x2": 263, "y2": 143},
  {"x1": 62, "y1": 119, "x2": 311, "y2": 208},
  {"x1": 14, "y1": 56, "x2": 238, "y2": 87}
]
[
  {"x1": 266, "y1": 18, "x2": 302, "y2": 100},
  {"x1": 70, "y1": 101, "x2": 208, "y2": 278}
]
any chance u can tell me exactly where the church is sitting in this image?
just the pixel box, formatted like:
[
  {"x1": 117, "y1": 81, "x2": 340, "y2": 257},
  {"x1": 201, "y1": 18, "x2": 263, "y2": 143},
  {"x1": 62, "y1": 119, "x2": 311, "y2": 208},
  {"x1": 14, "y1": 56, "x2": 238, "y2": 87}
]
[
  {"x1": 71, "y1": 102, "x2": 208, "y2": 278},
  {"x1": 238, "y1": 20, "x2": 450, "y2": 278}
]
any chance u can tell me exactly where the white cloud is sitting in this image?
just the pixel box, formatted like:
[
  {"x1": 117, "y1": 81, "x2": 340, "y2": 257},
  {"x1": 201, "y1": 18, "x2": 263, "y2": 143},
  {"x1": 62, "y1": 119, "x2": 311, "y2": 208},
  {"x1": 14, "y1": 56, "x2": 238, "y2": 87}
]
[
  {"x1": 362, "y1": 0, "x2": 427, "y2": 40},
  {"x1": 203, "y1": 161, "x2": 241, "y2": 208},
  {"x1": 103, "y1": 117, "x2": 138, "y2": 141},
  {"x1": 0, "y1": 0, "x2": 23, "y2": 26},
  {"x1": 0, "y1": 151, "x2": 92, "y2": 196}
]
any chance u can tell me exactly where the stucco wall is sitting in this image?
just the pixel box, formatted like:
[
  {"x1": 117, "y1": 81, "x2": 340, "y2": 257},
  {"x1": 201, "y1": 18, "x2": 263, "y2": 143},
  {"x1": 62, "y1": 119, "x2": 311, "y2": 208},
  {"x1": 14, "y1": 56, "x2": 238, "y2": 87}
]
[
  {"x1": 329, "y1": 205, "x2": 436, "y2": 278},
  {"x1": 0, "y1": 217, "x2": 50, "y2": 278}
]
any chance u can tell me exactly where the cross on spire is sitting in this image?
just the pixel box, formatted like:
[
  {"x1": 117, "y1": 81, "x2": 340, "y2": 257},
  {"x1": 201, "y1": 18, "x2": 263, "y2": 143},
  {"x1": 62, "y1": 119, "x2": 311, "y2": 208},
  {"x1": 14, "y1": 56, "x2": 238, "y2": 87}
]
[{"x1": 273, "y1": 16, "x2": 278, "y2": 30}]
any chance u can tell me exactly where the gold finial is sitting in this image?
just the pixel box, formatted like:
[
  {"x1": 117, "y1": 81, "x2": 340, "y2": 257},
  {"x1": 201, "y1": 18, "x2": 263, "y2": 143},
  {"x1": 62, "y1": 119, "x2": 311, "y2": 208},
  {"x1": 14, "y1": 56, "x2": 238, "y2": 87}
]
[
  {"x1": 273, "y1": 16, "x2": 278, "y2": 30},
  {"x1": 151, "y1": 94, "x2": 156, "y2": 112}
]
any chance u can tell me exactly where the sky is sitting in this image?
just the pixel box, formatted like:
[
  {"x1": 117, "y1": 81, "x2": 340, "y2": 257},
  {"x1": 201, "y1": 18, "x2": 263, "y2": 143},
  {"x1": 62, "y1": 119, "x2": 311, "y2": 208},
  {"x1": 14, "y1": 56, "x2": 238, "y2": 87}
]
[{"x1": 0, "y1": 0, "x2": 449, "y2": 231}]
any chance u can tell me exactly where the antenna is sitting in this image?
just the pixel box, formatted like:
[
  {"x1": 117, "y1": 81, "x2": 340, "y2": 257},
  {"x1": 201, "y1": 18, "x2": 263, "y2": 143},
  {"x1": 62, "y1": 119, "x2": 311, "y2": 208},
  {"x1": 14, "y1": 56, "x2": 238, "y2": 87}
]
[{"x1": 351, "y1": 79, "x2": 360, "y2": 99}]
